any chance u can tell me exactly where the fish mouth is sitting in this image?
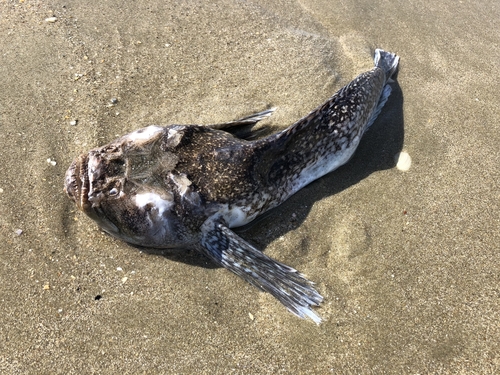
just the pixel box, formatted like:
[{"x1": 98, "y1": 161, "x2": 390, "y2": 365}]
[{"x1": 64, "y1": 153, "x2": 90, "y2": 210}]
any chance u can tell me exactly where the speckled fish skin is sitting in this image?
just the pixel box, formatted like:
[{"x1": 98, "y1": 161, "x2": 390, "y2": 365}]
[{"x1": 64, "y1": 49, "x2": 399, "y2": 323}]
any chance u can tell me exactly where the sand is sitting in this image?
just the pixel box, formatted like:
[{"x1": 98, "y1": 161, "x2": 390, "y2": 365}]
[{"x1": 1, "y1": 0, "x2": 499, "y2": 373}]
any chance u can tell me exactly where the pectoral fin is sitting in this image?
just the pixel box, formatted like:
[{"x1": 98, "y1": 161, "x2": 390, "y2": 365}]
[{"x1": 200, "y1": 219, "x2": 323, "y2": 323}]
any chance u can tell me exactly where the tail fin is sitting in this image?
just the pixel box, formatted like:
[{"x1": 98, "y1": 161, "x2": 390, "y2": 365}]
[{"x1": 374, "y1": 49, "x2": 399, "y2": 80}]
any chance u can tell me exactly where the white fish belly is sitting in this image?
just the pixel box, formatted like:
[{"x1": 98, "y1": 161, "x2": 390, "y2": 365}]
[{"x1": 290, "y1": 135, "x2": 361, "y2": 197}]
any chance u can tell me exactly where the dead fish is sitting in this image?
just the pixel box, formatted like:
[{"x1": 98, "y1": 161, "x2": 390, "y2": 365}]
[{"x1": 64, "y1": 49, "x2": 399, "y2": 323}]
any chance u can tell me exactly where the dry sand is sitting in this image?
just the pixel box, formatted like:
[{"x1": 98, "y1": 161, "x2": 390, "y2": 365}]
[{"x1": 1, "y1": 0, "x2": 499, "y2": 373}]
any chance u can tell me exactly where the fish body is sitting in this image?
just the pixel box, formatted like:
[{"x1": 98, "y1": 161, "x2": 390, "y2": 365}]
[{"x1": 65, "y1": 49, "x2": 399, "y2": 323}]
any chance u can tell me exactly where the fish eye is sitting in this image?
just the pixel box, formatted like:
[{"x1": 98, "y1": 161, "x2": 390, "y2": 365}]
[{"x1": 109, "y1": 188, "x2": 119, "y2": 196}]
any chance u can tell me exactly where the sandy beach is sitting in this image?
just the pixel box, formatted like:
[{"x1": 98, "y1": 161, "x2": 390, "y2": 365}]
[{"x1": 1, "y1": 0, "x2": 499, "y2": 373}]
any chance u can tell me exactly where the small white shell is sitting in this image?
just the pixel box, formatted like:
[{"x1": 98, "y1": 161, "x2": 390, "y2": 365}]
[
  {"x1": 45, "y1": 17, "x2": 58, "y2": 23},
  {"x1": 395, "y1": 152, "x2": 412, "y2": 171}
]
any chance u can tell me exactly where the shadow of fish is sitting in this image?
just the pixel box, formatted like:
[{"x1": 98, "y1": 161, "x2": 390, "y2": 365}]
[{"x1": 64, "y1": 49, "x2": 400, "y2": 323}]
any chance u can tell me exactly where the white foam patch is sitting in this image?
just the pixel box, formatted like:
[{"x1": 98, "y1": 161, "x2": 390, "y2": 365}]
[
  {"x1": 125, "y1": 125, "x2": 164, "y2": 142},
  {"x1": 135, "y1": 192, "x2": 173, "y2": 216}
]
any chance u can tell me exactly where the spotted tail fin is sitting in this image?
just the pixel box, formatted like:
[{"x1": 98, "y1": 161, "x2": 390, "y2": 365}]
[
  {"x1": 365, "y1": 84, "x2": 392, "y2": 129},
  {"x1": 365, "y1": 50, "x2": 399, "y2": 129},
  {"x1": 200, "y1": 220, "x2": 323, "y2": 323},
  {"x1": 374, "y1": 49, "x2": 399, "y2": 81}
]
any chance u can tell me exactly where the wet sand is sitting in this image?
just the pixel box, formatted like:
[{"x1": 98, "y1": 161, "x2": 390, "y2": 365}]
[{"x1": 1, "y1": 0, "x2": 499, "y2": 373}]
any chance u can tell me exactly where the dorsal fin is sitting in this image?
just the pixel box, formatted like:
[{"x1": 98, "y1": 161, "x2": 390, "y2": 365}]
[
  {"x1": 207, "y1": 108, "x2": 276, "y2": 130},
  {"x1": 206, "y1": 108, "x2": 276, "y2": 140}
]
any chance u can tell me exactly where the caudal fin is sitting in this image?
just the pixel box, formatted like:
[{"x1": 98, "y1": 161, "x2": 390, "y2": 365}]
[
  {"x1": 374, "y1": 49, "x2": 399, "y2": 81},
  {"x1": 365, "y1": 50, "x2": 399, "y2": 129}
]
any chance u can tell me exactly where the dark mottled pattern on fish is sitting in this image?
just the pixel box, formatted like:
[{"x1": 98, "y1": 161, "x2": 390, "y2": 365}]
[
  {"x1": 263, "y1": 67, "x2": 387, "y2": 202},
  {"x1": 159, "y1": 126, "x2": 261, "y2": 202},
  {"x1": 150, "y1": 67, "x2": 386, "y2": 221},
  {"x1": 64, "y1": 49, "x2": 400, "y2": 323}
]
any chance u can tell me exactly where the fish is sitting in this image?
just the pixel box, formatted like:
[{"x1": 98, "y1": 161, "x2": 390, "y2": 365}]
[{"x1": 64, "y1": 49, "x2": 399, "y2": 323}]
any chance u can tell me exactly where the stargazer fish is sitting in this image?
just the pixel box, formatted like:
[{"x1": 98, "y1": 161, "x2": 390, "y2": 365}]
[{"x1": 64, "y1": 49, "x2": 399, "y2": 323}]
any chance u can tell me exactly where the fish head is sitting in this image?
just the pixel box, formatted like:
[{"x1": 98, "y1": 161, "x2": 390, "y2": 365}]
[{"x1": 64, "y1": 126, "x2": 197, "y2": 248}]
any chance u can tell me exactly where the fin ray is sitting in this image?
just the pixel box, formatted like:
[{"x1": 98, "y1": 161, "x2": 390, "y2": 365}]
[
  {"x1": 207, "y1": 108, "x2": 276, "y2": 130},
  {"x1": 206, "y1": 108, "x2": 276, "y2": 140},
  {"x1": 200, "y1": 219, "x2": 323, "y2": 324},
  {"x1": 374, "y1": 49, "x2": 399, "y2": 80},
  {"x1": 365, "y1": 84, "x2": 392, "y2": 129}
]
